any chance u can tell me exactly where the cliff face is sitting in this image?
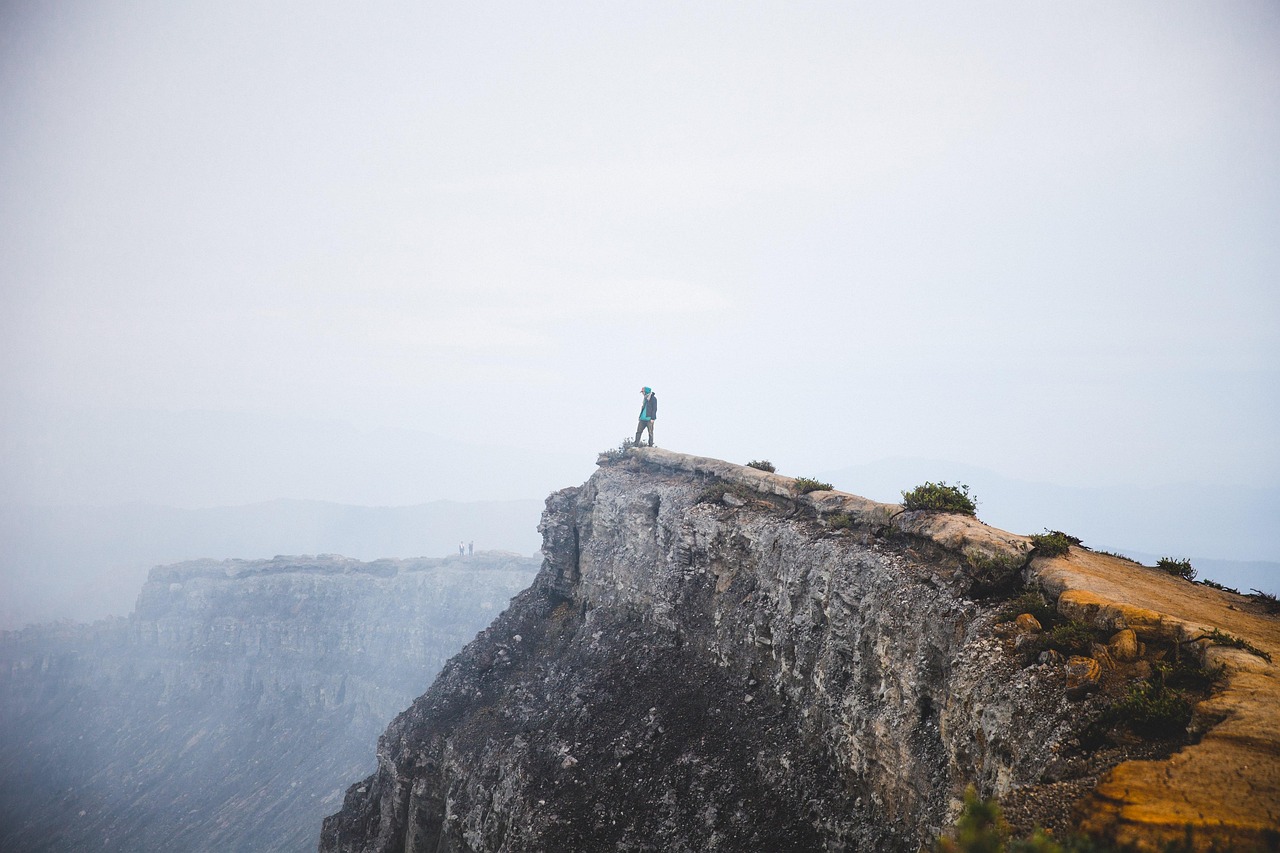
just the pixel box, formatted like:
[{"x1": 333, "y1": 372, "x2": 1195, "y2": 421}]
[
  {"x1": 321, "y1": 452, "x2": 1114, "y2": 852},
  {"x1": 0, "y1": 552, "x2": 538, "y2": 853}
]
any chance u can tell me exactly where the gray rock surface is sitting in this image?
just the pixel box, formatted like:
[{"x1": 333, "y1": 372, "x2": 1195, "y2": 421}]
[
  {"x1": 320, "y1": 453, "x2": 1087, "y2": 853},
  {"x1": 0, "y1": 552, "x2": 538, "y2": 852}
]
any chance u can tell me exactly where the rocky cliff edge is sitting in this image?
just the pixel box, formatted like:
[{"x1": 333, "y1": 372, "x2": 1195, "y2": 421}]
[{"x1": 320, "y1": 448, "x2": 1279, "y2": 852}]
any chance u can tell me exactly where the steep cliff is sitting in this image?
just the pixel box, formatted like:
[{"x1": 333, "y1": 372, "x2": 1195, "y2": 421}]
[
  {"x1": 320, "y1": 449, "x2": 1280, "y2": 853},
  {"x1": 0, "y1": 552, "x2": 538, "y2": 852}
]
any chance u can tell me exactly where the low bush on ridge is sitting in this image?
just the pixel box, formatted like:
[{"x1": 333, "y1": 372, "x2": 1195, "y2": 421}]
[
  {"x1": 1157, "y1": 557, "x2": 1196, "y2": 582},
  {"x1": 901, "y1": 481, "x2": 977, "y2": 516},
  {"x1": 792, "y1": 476, "x2": 832, "y2": 494},
  {"x1": 596, "y1": 438, "x2": 638, "y2": 465},
  {"x1": 1029, "y1": 530, "x2": 1080, "y2": 558}
]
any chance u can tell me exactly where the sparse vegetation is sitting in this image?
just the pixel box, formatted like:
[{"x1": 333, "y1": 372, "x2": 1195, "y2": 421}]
[
  {"x1": 746, "y1": 460, "x2": 776, "y2": 472},
  {"x1": 1198, "y1": 578, "x2": 1240, "y2": 594},
  {"x1": 1156, "y1": 557, "x2": 1196, "y2": 582},
  {"x1": 1250, "y1": 589, "x2": 1280, "y2": 615},
  {"x1": 1042, "y1": 620, "x2": 1100, "y2": 656},
  {"x1": 934, "y1": 787, "x2": 1125, "y2": 852},
  {"x1": 792, "y1": 476, "x2": 833, "y2": 494},
  {"x1": 1029, "y1": 530, "x2": 1079, "y2": 558},
  {"x1": 1092, "y1": 550, "x2": 1142, "y2": 565},
  {"x1": 1154, "y1": 658, "x2": 1225, "y2": 693},
  {"x1": 1002, "y1": 590, "x2": 1060, "y2": 627},
  {"x1": 901, "y1": 481, "x2": 977, "y2": 516},
  {"x1": 1098, "y1": 680, "x2": 1193, "y2": 740},
  {"x1": 1190, "y1": 628, "x2": 1272, "y2": 663},
  {"x1": 825, "y1": 512, "x2": 854, "y2": 530},
  {"x1": 966, "y1": 552, "x2": 1028, "y2": 589},
  {"x1": 696, "y1": 481, "x2": 758, "y2": 507},
  {"x1": 596, "y1": 438, "x2": 637, "y2": 465}
]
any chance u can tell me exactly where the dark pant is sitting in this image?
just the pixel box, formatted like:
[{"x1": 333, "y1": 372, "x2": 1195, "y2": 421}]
[{"x1": 635, "y1": 419, "x2": 654, "y2": 446}]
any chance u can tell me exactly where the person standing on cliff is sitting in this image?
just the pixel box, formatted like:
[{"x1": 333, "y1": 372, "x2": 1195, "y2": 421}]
[{"x1": 634, "y1": 386, "x2": 658, "y2": 447}]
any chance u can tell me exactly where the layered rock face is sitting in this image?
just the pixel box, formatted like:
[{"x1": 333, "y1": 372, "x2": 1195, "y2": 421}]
[
  {"x1": 0, "y1": 552, "x2": 538, "y2": 852},
  {"x1": 321, "y1": 452, "x2": 1105, "y2": 852}
]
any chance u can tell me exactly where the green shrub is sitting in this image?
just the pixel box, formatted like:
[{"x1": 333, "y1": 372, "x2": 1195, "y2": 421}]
[
  {"x1": 697, "y1": 483, "x2": 729, "y2": 504},
  {"x1": 901, "y1": 481, "x2": 977, "y2": 515},
  {"x1": 935, "y1": 788, "x2": 1123, "y2": 852},
  {"x1": 1041, "y1": 620, "x2": 1098, "y2": 656},
  {"x1": 792, "y1": 476, "x2": 832, "y2": 494},
  {"x1": 1100, "y1": 681, "x2": 1192, "y2": 740},
  {"x1": 826, "y1": 512, "x2": 854, "y2": 530},
  {"x1": 1029, "y1": 530, "x2": 1078, "y2": 558},
  {"x1": 1154, "y1": 659, "x2": 1225, "y2": 693},
  {"x1": 935, "y1": 786, "x2": 1007, "y2": 853},
  {"x1": 746, "y1": 460, "x2": 776, "y2": 472},
  {"x1": 597, "y1": 438, "x2": 637, "y2": 465},
  {"x1": 1156, "y1": 557, "x2": 1196, "y2": 582},
  {"x1": 696, "y1": 481, "x2": 758, "y2": 507},
  {"x1": 1197, "y1": 578, "x2": 1240, "y2": 594},
  {"x1": 966, "y1": 553, "x2": 1028, "y2": 588}
]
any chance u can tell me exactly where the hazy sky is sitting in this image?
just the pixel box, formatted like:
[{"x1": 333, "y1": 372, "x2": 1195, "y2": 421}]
[{"x1": 3, "y1": 2, "x2": 1278, "y2": 510}]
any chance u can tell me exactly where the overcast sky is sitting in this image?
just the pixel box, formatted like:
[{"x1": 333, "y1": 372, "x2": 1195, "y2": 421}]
[{"x1": 3, "y1": 2, "x2": 1278, "y2": 513}]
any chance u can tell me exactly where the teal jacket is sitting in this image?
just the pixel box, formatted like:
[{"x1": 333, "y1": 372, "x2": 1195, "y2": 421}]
[{"x1": 639, "y1": 392, "x2": 658, "y2": 421}]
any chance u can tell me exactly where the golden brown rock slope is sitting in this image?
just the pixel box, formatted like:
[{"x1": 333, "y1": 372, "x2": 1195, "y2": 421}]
[{"x1": 1032, "y1": 549, "x2": 1279, "y2": 851}]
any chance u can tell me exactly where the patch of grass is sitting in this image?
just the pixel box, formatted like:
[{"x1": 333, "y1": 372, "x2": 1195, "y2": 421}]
[
  {"x1": 596, "y1": 438, "x2": 637, "y2": 465},
  {"x1": 1038, "y1": 620, "x2": 1099, "y2": 656},
  {"x1": 1154, "y1": 659, "x2": 1226, "y2": 693},
  {"x1": 1190, "y1": 628, "x2": 1272, "y2": 663},
  {"x1": 696, "y1": 481, "x2": 758, "y2": 507},
  {"x1": 1249, "y1": 589, "x2": 1280, "y2": 615},
  {"x1": 696, "y1": 483, "x2": 730, "y2": 504},
  {"x1": 901, "y1": 481, "x2": 977, "y2": 516},
  {"x1": 1029, "y1": 530, "x2": 1079, "y2": 558},
  {"x1": 1098, "y1": 681, "x2": 1193, "y2": 740},
  {"x1": 966, "y1": 552, "x2": 1028, "y2": 589},
  {"x1": 825, "y1": 512, "x2": 854, "y2": 530},
  {"x1": 1001, "y1": 590, "x2": 1059, "y2": 627},
  {"x1": 1156, "y1": 557, "x2": 1196, "y2": 582},
  {"x1": 746, "y1": 460, "x2": 776, "y2": 472},
  {"x1": 792, "y1": 476, "x2": 833, "y2": 494}
]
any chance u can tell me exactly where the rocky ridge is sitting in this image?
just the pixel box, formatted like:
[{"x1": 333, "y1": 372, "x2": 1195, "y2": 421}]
[{"x1": 0, "y1": 552, "x2": 538, "y2": 852}]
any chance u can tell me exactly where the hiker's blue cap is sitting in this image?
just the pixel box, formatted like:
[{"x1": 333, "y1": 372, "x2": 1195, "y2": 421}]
[{"x1": 642, "y1": 386, "x2": 651, "y2": 393}]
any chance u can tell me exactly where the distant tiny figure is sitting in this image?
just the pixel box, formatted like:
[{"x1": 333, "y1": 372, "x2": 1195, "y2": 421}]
[
  {"x1": 468, "y1": 541, "x2": 474, "y2": 556},
  {"x1": 634, "y1": 386, "x2": 658, "y2": 447},
  {"x1": 459, "y1": 541, "x2": 465, "y2": 556}
]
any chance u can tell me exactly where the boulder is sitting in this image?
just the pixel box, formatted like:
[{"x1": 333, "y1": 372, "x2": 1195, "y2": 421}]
[
  {"x1": 1108, "y1": 628, "x2": 1140, "y2": 662},
  {"x1": 1015, "y1": 613, "x2": 1043, "y2": 633},
  {"x1": 1066, "y1": 655, "x2": 1102, "y2": 699}
]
